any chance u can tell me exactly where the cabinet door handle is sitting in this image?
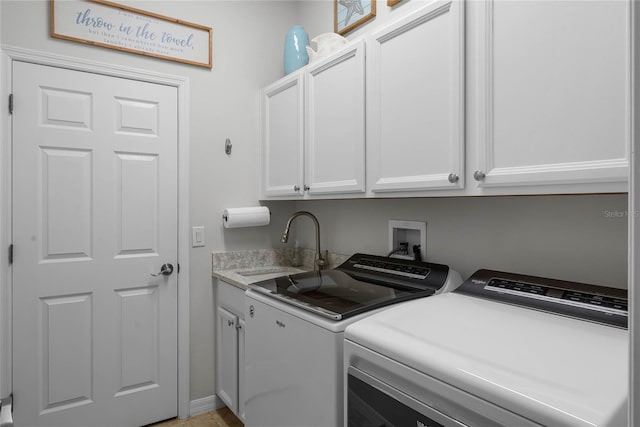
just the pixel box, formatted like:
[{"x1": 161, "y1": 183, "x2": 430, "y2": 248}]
[
  {"x1": 227, "y1": 319, "x2": 234, "y2": 327},
  {"x1": 293, "y1": 185, "x2": 300, "y2": 192},
  {"x1": 448, "y1": 173, "x2": 459, "y2": 184},
  {"x1": 473, "y1": 170, "x2": 486, "y2": 181},
  {"x1": 235, "y1": 323, "x2": 242, "y2": 330},
  {"x1": 304, "y1": 185, "x2": 310, "y2": 191}
]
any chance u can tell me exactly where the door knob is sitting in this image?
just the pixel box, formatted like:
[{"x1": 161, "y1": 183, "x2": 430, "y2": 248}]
[{"x1": 151, "y1": 263, "x2": 174, "y2": 277}]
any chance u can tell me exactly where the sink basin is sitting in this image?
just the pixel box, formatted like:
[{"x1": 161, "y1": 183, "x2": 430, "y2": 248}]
[{"x1": 236, "y1": 266, "x2": 306, "y2": 282}]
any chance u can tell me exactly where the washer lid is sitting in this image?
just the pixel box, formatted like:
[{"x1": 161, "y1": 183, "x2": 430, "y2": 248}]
[
  {"x1": 248, "y1": 253, "x2": 458, "y2": 320},
  {"x1": 249, "y1": 269, "x2": 433, "y2": 320},
  {"x1": 345, "y1": 292, "x2": 628, "y2": 427}
]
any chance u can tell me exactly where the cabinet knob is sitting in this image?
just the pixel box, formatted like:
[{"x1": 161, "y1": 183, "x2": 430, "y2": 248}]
[
  {"x1": 473, "y1": 170, "x2": 486, "y2": 181},
  {"x1": 304, "y1": 185, "x2": 310, "y2": 191},
  {"x1": 447, "y1": 173, "x2": 459, "y2": 184},
  {"x1": 293, "y1": 185, "x2": 300, "y2": 192},
  {"x1": 227, "y1": 319, "x2": 234, "y2": 327},
  {"x1": 235, "y1": 323, "x2": 242, "y2": 330}
]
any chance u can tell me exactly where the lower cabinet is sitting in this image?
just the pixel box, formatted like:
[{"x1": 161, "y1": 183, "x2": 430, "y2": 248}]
[{"x1": 215, "y1": 280, "x2": 245, "y2": 422}]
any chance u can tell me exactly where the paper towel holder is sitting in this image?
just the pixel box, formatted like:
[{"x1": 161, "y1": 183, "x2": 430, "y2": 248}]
[{"x1": 222, "y1": 206, "x2": 271, "y2": 228}]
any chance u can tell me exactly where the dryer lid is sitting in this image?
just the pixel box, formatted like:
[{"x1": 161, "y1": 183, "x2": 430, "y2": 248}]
[{"x1": 345, "y1": 292, "x2": 628, "y2": 427}]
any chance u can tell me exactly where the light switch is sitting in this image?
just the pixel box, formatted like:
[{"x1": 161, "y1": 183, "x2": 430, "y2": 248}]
[{"x1": 192, "y1": 226, "x2": 205, "y2": 247}]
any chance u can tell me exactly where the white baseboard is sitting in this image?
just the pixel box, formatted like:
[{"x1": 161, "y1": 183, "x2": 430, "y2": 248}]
[{"x1": 189, "y1": 394, "x2": 226, "y2": 417}]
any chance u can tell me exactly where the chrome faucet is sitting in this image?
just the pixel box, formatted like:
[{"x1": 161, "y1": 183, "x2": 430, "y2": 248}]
[{"x1": 281, "y1": 211, "x2": 326, "y2": 271}]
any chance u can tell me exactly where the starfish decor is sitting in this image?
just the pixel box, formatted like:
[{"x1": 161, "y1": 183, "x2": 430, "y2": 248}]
[
  {"x1": 334, "y1": 0, "x2": 375, "y2": 35},
  {"x1": 339, "y1": 0, "x2": 364, "y2": 26}
]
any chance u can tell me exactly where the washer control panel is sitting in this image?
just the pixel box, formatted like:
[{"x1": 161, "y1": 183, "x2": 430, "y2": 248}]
[
  {"x1": 339, "y1": 253, "x2": 451, "y2": 292},
  {"x1": 353, "y1": 258, "x2": 430, "y2": 280}
]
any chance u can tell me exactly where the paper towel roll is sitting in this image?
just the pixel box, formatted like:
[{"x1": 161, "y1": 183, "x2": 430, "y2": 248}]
[{"x1": 223, "y1": 206, "x2": 270, "y2": 228}]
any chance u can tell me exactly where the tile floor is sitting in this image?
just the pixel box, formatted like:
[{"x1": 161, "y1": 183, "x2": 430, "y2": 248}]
[{"x1": 148, "y1": 407, "x2": 243, "y2": 427}]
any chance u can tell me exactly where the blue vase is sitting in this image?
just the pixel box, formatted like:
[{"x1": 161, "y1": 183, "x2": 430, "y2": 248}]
[{"x1": 284, "y1": 25, "x2": 310, "y2": 75}]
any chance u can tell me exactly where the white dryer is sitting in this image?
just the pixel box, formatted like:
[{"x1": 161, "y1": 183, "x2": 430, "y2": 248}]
[{"x1": 344, "y1": 269, "x2": 628, "y2": 426}]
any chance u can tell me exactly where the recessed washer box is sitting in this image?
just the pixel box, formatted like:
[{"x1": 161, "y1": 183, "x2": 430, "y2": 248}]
[{"x1": 388, "y1": 220, "x2": 427, "y2": 260}]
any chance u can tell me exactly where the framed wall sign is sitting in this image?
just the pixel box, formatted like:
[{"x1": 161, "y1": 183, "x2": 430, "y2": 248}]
[
  {"x1": 334, "y1": 0, "x2": 376, "y2": 35},
  {"x1": 50, "y1": 0, "x2": 213, "y2": 68}
]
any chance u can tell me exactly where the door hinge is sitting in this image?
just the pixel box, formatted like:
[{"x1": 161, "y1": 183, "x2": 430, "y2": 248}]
[
  {"x1": 8, "y1": 244, "x2": 13, "y2": 265},
  {"x1": 8, "y1": 94, "x2": 13, "y2": 115}
]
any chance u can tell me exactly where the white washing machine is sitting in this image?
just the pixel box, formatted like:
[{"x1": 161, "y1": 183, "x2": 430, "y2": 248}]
[
  {"x1": 344, "y1": 269, "x2": 628, "y2": 427},
  {"x1": 243, "y1": 253, "x2": 462, "y2": 427}
]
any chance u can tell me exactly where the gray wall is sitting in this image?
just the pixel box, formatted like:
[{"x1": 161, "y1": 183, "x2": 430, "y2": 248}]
[{"x1": 284, "y1": 194, "x2": 628, "y2": 289}]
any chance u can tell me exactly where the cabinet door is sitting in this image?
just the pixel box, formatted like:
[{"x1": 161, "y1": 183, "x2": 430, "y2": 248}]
[
  {"x1": 216, "y1": 306, "x2": 239, "y2": 414},
  {"x1": 237, "y1": 318, "x2": 246, "y2": 423},
  {"x1": 244, "y1": 296, "x2": 342, "y2": 427},
  {"x1": 261, "y1": 72, "x2": 304, "y2": 197},
  {"x1": 474, "y1": 0, "x2": 630, "y2": 189},
  {"x1": 305, "y1": 39, "x2": 366, "y2": 195},
  {"x1": 368, "y1": 0, "x2": 465, "y2": 193}
]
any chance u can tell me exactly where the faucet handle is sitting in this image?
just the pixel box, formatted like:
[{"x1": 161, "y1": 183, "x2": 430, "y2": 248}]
[{"x1": 315, "y1": 250, "x2": 328, "y2": 270}]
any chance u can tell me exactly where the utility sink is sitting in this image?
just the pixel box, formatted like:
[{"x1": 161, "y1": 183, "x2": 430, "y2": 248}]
[{"x1": 236, "y1": 266, "x2": 307, "y2": 282}]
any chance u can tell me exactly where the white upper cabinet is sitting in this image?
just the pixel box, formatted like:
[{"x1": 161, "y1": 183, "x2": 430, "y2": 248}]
[
  {"x1": 261, "y1": 72, "x2": 304, "y2": 198},
  {"x1": 305, "y1": 39, "x2": 366, "y2": 196},
  {"x1": 368, "y1": 0, "x2": 465, "y2": 194},
  {"x1": 260, "y1": 39, "x2": 366, "y2": 199},
  {"x1": 473, "y1": 0, "x2": 630, "y2": 191},
  {"x1": 260, "y1": 0, "x2": 630, "y2": 199}
]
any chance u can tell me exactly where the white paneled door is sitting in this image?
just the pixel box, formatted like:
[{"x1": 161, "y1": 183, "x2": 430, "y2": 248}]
[{"x1": 11, "y1": 62, "x2": 178, "y2": 427}]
